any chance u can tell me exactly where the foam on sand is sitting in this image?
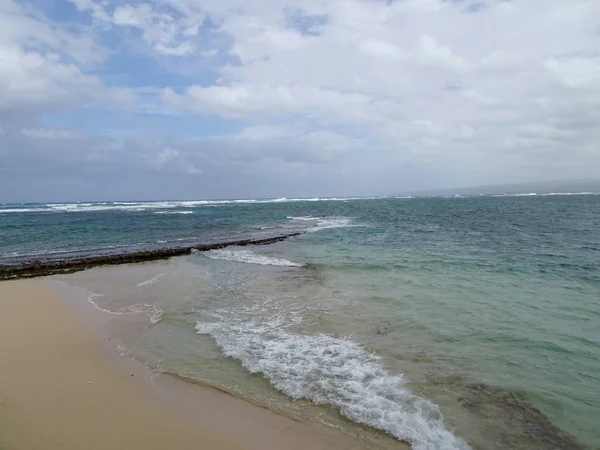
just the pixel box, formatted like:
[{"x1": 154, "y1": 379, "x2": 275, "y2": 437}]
[
  {"x1": 196, "y1": 309, "x2": 470, "y2": 450},
  {"x1": 136, "y1": 274, "x2": 165, "y2": 287},
  {"x1": 88, "y1": 294, "x2": 163, "y2": 324}
]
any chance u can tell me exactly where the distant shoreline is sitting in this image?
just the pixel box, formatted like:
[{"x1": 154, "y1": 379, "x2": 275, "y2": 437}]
[{"x1": 0, "y1": 232, "x2": 302, "y2": 281}]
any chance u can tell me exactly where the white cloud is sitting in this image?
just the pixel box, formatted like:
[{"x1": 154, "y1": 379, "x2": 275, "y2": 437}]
[
  {"x1": 155, "y1": 146, "x2": 179, "y2": 163},
  {"x1": 0, "y1": 0, "x2": 134, "y2": 112},
  {"x1": 545, "y1": 57, "x2": 600, "y2": 90},
  {"x1": 3, "y1": 0, "x2": 600, "y2": 198},
  {"x1": 359, "y1": 39, "x2": 403, "y2": 60},
  {"x1": 416, "y1": 35, "x2": 469, "y2": 72},
  {"x1": 70, "y1": 0, "x2": 205, "y2": 56},
  {"x1": 111, "y1": 3, "x2": 200, "y2": 56},
  {"x1": 481, "y1": 50, "x2": 521, "y2": 71},
  {"x1": 162, "y1": 83, "x2": 374, "y2": 121},
  {"x1": 21, "y1": 128, "x2": 75, "y2": 140}
]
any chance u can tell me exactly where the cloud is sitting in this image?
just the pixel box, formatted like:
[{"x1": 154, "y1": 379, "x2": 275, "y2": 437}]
[
  {"x1": 0, "y1": 0, "x2": 135, "y2": 113},
  {"x1": 111, "y1": 3, "x2": 201, "y2": 55},
  {"x1": 1, "y1": 0, "x2": 600, "y2": 201},
  {"x1": 416, "y1": 35, "x2": 469, "y2": 72},
  {"x1": 21, "y1": 128, "x2": 76, "y2": 139},
  {"x1": 545, "y1": 57, "x2": 600, "y2": 90}
]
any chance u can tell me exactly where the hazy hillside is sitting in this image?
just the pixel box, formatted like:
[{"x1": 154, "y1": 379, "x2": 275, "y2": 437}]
[{"x1": 400, "y1": 180, "x2": 600, "y2": 197}]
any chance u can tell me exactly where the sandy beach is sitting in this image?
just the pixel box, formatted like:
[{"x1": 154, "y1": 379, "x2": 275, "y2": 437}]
[{"x1": 0, "y1": 280, "x2": 384, "y2": 450}]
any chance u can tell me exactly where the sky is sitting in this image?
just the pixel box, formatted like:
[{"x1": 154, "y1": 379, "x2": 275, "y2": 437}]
[{"x1": 0, "y1": 0, "x2": 599, "y2": 202}]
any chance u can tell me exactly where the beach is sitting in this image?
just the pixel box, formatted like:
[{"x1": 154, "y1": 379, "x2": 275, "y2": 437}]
[{"x1": 0, "y1": 280, "x2": 384, "y2": 450}]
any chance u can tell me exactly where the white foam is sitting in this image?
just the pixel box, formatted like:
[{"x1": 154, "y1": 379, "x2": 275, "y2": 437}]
[
  {"x1": 196, "y1": 310, "x2": 470, "y2": 450},
  {"x1": 0, "y1": 208, "x2": 44, "y2": 213},
  {"x1": 87, "y1": 294, "x2": 122, "y2": 315},
  {"x1": 116, "y1": 344, "x2": 132, "y2": 357},
  {"x1": 153, "y1": 211, "x2": 194, "y2": 215},
  {"x1": 308, "y1": 217, "x2": 357, "y2": 233},
  {"x1": 87, "y1": 294, "x2": 163, "y2": 324},
  {"x1": 136, "y1": 274, "x2": 165, "y2": 287},
  {"x1": 541, "y1": 192, "x2": 597, "y2": 196},
  {"x1": 204, "y1": 249, "x2": 301, "y2": 267},
  {"x1": 149, "y1": 308, "x2": 164, "y2": 324},
  {"x1": 287, "y1": 216, "x2": 321, "y2": 221},
  {"x1": 123, "y1": 304, "x2": 164, "y2": 324},
  {"x1": 0, "y1": 197, "x2": 391, "y2": 214},
  {"x1": 2, "y1": 193, "x2": 599, "y2": 214}
]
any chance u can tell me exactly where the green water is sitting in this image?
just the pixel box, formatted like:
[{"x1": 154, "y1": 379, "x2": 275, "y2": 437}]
[{"x1": 18, "y1": 195, "x2": 599, "y2": 448}]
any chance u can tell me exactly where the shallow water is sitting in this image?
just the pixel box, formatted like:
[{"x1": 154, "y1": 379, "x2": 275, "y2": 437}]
[{"x1": 3, "y1": 195, "x2": 599, "y2": 448}]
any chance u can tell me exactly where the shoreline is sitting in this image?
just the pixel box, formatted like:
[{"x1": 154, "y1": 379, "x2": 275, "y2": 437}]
[
  {"x1": 0, "y1": 232, "x2": 301, "y2": 281},
  {"x1": 0, "y1": 279, "x2": 400, "y2": 450}
]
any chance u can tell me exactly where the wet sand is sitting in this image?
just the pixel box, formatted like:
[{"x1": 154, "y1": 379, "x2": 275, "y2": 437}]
[{"x1": 0, "y1": 280, "x2": 388, "y2": 450}]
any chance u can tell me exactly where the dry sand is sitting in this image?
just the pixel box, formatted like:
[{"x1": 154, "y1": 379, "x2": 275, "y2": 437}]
[{"x1": 0, "y1": 280, "x2": 385, "y2": 450}]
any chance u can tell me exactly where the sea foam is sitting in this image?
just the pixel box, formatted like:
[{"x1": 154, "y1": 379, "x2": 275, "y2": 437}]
[
  {"x1": 286, "y1": 216, "x2": 321, "y2": 221},
  {"x1": 196, "y1": 309, "x2": 470, "y2": 450},
  {"x1": 0, "y1": 197, "x2": 389, "y2": 214},
  {"x1": 204, "y1": 249, "x2": 301, "y2": 267},
  {"x1": 309, "y1": 217, "x2": 357, "y2": 232},
  {"x1": 87, "y1": 294, "x2": 163, "y2": 324},
  {"x1": 288, "y1": 215, "x2": 357, "y2": 232},
  {"x1": 136, "y1": 274, "x2": 165, "y2": 287}
]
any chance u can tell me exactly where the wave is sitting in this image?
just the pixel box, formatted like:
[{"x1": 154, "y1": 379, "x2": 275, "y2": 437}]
[
  {"x1": 203, "y1": 249, "x2": 301, "y2": 267},
  {"x1": 2, "y1": 194, "x2": 598, "y2": 214},
  {"x1": 136, "y1": 274, "x2": 165, "y2": 287},
  {"x1": 287, "y1": 216, "x2": 321, "y2": 221},
  {"x1": 87, "y1": 294, "x2": 163, "y2": 324},
  {"x1": 153, "y1": 211, "x2": 194, "y2": 215},
  {"x1": 308, "y1": 217, "x2": 357, "y2": 233},
  {"x1": 541, "y1": 192, "x2": 597, "y2": 196},
  {"x1": 196, "y1": 309, "x2": 470, "y2": 450},
  {"x1": 0, "y1": 197, "x2": 390, "y2": 214},
  {"x1": 282, "y1": 216, "x2": 358, "y2": 233},
  {"x1": 0, "y1": 245, "x2": 120, "y2": 258},
  {"x1": 0, "y1": 208, "x2": 44, "y2": 213},
  {"x1": 491, "y1": 192, "x2": 599, "y2": 198}
]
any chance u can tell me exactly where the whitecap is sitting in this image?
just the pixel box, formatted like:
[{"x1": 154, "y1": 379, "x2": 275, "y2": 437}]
[
  {"x1": 0, "y1": 208, "x2": 45, "y2": 213},
  {"x1": 541, "y1": 192, "x2": 597, "y2": 196},
  {"x1": 196, "y1": 309, "x2": 470, "y2": 450},
  {"x1": 287, "y1": 216, "x2": 321, "y2": 221},
  {"x1": 1, "y1": 197, "x2": 390, "y2": 213},
  {"x1": 203, "y1": 249, "x2": 301, "y2": 267},
  {"x1": 308, "y1": 217, "x2": 358, "y2": 233}
]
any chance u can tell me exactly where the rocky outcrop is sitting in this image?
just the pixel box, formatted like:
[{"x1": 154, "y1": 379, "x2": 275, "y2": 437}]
[{"x1": 0, "y1": 233, "x2": 302, "y2": 281}]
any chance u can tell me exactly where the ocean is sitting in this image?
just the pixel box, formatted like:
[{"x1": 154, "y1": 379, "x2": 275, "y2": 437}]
[{"x1": 1, "y1": 195, "x2": 599, "y2": 449}]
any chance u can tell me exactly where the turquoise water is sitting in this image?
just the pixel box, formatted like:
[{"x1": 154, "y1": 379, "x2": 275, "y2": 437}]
[{"x1": 2, "y1": 195, "x2": 599, "y2": 448}]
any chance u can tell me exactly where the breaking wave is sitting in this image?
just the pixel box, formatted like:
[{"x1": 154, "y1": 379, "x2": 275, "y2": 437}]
[
  {"x1": 196, "y1": 308, "x2": 470, "y2": 450},
  {"x1": 203, "y1": 249, "x2": 301, "y2": 267}
]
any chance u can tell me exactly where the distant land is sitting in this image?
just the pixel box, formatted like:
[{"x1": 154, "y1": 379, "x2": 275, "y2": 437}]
[{"x1": 398, "y1": 180, "x2": 600, "y2": 197}]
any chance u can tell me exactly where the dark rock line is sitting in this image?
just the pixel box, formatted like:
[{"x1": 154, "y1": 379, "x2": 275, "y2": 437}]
[{"x1": 0, "y1": 233, "x2": 302, "y2": 281}]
